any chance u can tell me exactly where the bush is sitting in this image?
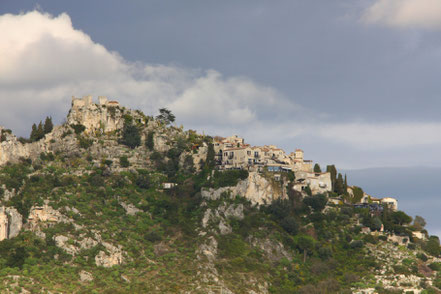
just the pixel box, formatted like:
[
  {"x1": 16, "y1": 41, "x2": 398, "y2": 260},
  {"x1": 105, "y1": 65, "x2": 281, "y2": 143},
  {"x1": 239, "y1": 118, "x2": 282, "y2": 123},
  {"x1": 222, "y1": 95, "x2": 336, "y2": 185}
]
[
  {"x1": 78, "y1": 136, "x2": 93, "y2": 149},
  {"x1": 211, "y1": 170, "x2": 249, "y2": 188},
  {"x1": 218, "y1": 235, "x2": 247, "y2": 258},
  {"x1": 363, "y1": 234, "x2": 378, "y2": 244},
  {"x1": 429, "y1": 262, "x2": 441, "y2": 271},
  {"x1": 119, "y1": 156, "x2": 130, "y2": 167},
  {"x1": 120, "y1": 120, "x2": 141, "y2": 149},
  {"x1": 417, "y1": 253, "x2": 428, "y2": 262},
  {"x1": 146, "y1": 131, "x2": 154, "y2": 150},
  {"x1": 280, "y1": 216, "x2": 299, "y2": 235},
  {"x1": 407, "y1": 243, "x2": 416, "y2": 250},
  {"x1": 350, "y1": 240, "x2": 364, "y2": 249},
  {"x1": 303, "y1": 194, "x2": 327, "y2": 211},
  {"x1": 71, "y1": 124, "x2": 86, "y2": 134}
]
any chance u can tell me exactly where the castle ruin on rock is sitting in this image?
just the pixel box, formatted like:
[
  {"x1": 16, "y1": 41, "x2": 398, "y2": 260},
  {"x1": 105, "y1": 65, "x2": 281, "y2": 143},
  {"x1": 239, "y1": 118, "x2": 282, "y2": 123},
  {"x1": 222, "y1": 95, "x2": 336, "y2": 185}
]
[{"x1": 68, "y1": 95, "x2": 123, "y2": 134}]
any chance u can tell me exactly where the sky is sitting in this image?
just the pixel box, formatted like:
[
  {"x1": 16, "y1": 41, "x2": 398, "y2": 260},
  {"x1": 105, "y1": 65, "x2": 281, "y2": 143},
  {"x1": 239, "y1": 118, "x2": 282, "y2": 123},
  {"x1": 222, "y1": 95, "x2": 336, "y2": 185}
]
[{"x1": 1, "y1": 0, "x2": 441, "y2": 170}]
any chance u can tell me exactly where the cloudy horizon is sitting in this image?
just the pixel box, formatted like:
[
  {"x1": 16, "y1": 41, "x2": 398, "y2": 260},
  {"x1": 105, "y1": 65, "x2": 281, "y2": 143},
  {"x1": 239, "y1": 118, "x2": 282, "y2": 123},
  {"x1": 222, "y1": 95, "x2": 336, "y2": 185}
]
[{"x1": 1, "y1": 2, "x2": 441, "y2": 170}]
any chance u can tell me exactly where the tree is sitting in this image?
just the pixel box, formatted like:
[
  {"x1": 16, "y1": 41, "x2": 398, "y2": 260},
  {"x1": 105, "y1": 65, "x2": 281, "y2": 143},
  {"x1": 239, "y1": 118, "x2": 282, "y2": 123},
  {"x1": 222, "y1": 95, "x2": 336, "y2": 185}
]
[
  {"x1": 146, "y1": 131, "x2": 155, "y2": 150},
  {"x1": 205, "y1": 143, "x2": 215, "y2": 169},
  {"x1": 303, "y1": 194, "x2": 327, "y2": 211},
  {"x1": 156, "y1": 108, "x2": 175, "y2": 125},
  {"x1": 120, "y1": 120, "x2": 141, "y2": 149},
  {"x1": 313, "y1": 163, "x2": 322, "y2": 173},
  {"x1": 30, "y1": 123, "x2": 38, "y2": 142},
  {"x1": 30, "y1": 121, "x2": 45, "y2": 142},
  {"x1": 43, "y1": 116, "x2": 53, "y2": 134},
  {"x1": 391, "y1": 211, "x2": 412, "y2": 226},
  {"x1": 335, "y1": 173, "x2": 345, "y2": 195},
  {"x1": 295, "y1": 235, "x2": 315, "y2": 262},
  {"x1": 326, "y1": 165, "x2": 337, "y2": 190},
  {"x1": 413, "y1": 215, "x2": 426, "y2": 230},
  {"x1": 351, "y1": 186, "x2": 364, "y2": 204},
  {"x1": 424, "y1": 236, "x2": 441, "y2": 257},
  {"x1": 280, "y1": 216, "x2": 299, "y2": 235},
  {"x1": 36, "y1": 121, "x2": 44, "y2": 140},
  {"x1": 344, "y1": 174, "x2": 348, "y2": 192}
]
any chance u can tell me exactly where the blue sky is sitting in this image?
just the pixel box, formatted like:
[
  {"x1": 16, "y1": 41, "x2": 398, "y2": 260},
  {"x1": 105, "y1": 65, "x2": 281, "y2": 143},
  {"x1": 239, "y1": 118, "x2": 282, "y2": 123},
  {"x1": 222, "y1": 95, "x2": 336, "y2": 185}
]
[{"x1": 1, "y1": 1, "x2": 441, "y2": 170}]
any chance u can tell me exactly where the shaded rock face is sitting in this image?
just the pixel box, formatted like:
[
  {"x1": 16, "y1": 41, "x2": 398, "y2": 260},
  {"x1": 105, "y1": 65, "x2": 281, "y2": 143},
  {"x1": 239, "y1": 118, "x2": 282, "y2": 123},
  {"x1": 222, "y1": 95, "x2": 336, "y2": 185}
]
[
  {"x1": 0, "y1": 126, "x2": 49, "y2": 166},
  {"x1": 7, "y1": 207, "x2": 23, "y2": 238},
  {"x1": 0, "y1": 207, "x2": 23, "y2": 241},
  {"x1": 201, "y1": 172, "x2": 285, "y2": 205}
]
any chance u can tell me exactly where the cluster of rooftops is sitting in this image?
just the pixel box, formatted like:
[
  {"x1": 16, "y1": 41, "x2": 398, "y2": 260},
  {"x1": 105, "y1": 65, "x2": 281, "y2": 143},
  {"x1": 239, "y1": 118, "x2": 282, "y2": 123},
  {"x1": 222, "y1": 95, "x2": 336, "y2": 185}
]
[{"x1": 212, "y1": 135, "x2": 313, "y2": 173}]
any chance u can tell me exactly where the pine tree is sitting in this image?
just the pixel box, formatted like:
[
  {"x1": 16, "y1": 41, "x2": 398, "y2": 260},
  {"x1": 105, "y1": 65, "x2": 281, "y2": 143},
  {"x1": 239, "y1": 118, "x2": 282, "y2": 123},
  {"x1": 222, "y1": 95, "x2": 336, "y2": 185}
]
[{"x1": 43, "y1": 116, "x2": 53, "y2": 134}]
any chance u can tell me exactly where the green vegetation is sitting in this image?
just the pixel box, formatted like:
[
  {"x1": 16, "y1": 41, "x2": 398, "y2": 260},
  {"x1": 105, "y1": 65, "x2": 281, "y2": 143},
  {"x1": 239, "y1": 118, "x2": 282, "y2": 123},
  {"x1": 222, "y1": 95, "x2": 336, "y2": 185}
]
[
  {"x1": 120, "y1": 116, "x2": 141, "y2": 149},
  {"x1": 0, "y1": 104, "x2": 437, "y2": 293}
]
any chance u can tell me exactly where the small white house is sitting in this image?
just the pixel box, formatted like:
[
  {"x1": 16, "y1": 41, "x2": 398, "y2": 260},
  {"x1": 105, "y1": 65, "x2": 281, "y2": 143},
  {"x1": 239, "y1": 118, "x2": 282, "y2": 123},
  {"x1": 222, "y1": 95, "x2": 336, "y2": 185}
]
[
  {"x1": 162, "y1": 183, "x2": 177, "y2": 189},
  {"x1": 381, "y1": 197, "x2": 398, "y2": 211}
]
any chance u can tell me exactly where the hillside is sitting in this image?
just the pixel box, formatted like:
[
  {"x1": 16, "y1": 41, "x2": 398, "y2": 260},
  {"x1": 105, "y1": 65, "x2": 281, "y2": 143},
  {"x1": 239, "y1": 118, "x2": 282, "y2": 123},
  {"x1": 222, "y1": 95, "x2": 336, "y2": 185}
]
[{"x1": 0, "y1": 96, "x2": 440, "y2": 293}]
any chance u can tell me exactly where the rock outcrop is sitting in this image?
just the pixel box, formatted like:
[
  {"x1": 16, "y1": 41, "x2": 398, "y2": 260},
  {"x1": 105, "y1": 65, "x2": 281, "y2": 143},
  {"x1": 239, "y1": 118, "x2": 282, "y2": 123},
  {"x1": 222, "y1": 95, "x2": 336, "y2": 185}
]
[
  {"x1": 201, "y1": 172, "x2": 286, "y2": 205},
  {"x1": 0, "y1": 206, "x2": 23, "y2": 241}
]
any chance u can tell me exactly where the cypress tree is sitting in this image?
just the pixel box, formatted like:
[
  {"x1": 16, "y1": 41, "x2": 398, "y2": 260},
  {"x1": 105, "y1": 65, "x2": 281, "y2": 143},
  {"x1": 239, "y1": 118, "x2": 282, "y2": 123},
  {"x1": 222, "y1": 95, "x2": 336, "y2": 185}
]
[
  {"x1": 326, "y1": 165, "x2": 337, "y2": 190},
  {"x1": 43, "y1": 116, "x2": 53, "y2": 134},
  {"x1": 205, "y1": 143, "x2": 215, "y2": 169},
  {"x1": 335, "y1": 173, "x2": 345, "y2": 195},
  {"x1": 36, "y1": 121, "x2": 44, "y2": 141},
  {"x1": 146, "y1": 131, "x2": 154, "y2": 150},
  {"x1": 30, "y1": 123, "x2": 37, "y2": 142},
  {"x1": 313, "y1": 163, "x2": 322, "y2": 173}
]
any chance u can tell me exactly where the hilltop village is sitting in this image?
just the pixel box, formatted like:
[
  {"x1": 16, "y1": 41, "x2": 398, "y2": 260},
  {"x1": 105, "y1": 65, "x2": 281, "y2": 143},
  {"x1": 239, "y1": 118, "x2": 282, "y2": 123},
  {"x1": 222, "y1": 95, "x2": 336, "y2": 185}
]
[
  {"x1": 0, "y1": 95, "x2": 399, "y2": 209},
  {"x1": 0, "y1": 95, "x2": 439, "y2": 293}
]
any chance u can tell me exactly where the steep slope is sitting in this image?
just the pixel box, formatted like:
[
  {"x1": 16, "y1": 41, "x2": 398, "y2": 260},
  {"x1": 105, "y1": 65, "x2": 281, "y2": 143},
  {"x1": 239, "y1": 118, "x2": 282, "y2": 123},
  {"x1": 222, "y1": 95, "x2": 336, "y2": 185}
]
[{"x1": 0, "y1": 98, "x2": 440, "y2": 293}]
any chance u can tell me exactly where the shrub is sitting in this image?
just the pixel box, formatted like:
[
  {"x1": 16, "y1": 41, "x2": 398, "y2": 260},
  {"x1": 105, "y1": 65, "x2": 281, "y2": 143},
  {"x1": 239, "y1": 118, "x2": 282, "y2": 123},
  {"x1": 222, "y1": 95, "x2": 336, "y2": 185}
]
[
  {"x1": 303, "y1": 194, "x2": 327, "y2": 211},
  {"x1": 78, "y1": 136, "x2": 93, "y2": 149},
  {"x1": 280, "y1": 216, "x2": 299, "y2": 235},
  {"x1": 119, "y1": 156, "x2": 130, "y2": 167},
  {"x1": 211, "y1": 170, "x2": 249, "y2": 188},
  {"x1": 363, "y1": 234, "x2": 378, "y2": 244},
  {"x1": 120, "y1": 120, "x2": 141, "y2": 149},
  {"x1": 71, "y1": 124, "x2": 86, "y2": 134},
  {"x1": 144, "y1": 231, "x2": 162, "y2": 243},
  {"x1": 407, "y1": 243, "x2": 416, "y2": 250},
  {"x1": 218, "y1": 235, "x2": 247, "y2": 258},
  {"x1": 350, "y1": 240, "x2": 364, "y2": 249},
  {"x1": 417, "y1": 253, "x2": 428, "y2": 262},
  {"x1": 146, "y1": 131, "x2": 154, "y2": 150},
  {"x1": 429, "y1": 262, "x2": 441, "y2": 271}
]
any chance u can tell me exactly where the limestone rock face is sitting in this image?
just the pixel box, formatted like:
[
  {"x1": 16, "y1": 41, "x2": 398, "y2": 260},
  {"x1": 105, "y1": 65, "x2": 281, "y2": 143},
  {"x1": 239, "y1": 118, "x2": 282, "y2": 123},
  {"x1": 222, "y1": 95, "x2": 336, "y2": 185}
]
[
  {"x1": 0, "y1": 207, "x2": 23, "y2": 241},
  {"x1": 67, "y1": 97, "x2": 125, "y2": 134},
  {"x1": 120, "y1": 202, "x2": 142, "y2": 216},
  {"x1": 201, "y1": 172, "x2": 284, "y2": 205},
  {"x1": 79, "y1": 270, "x2": 94, "y2": 282},
  {"x1": 95, "y1": 242, "x2": 124, "y2": 267},
  {"x1": 0, "y1": 126, "x2": 49, "y2": 166},
  {"x1": 6, "y1": 207, "x2": 23, "y2": 238}
]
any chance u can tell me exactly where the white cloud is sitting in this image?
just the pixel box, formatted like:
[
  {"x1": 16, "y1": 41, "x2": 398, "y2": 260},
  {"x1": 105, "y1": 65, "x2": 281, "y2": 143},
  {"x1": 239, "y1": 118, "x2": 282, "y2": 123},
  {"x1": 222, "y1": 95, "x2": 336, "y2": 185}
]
[
  {"x1": 362, "y1": 0, "x2": 441, "y2": 30},
  {"x1": 2, "y1": 9, "x2": 441, "y2": 164},
  {"x1": 0, "y1": 10, "x2": 304, "y2": 138}
]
